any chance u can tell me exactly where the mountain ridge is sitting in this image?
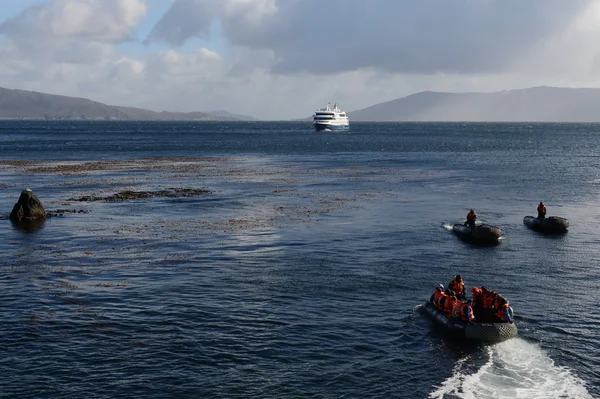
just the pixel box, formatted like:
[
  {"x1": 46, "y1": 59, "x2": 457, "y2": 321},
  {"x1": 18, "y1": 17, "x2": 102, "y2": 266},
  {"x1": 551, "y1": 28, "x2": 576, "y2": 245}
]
[
  {"x1": 0, "y1": 86, "x2": 240, "y2": 121},
  {"x1": 348, "y1": 86, "x2": 600, "y2": 122},
  {"x1": 3, "y1": 85, "x2": 600, "y2": 122}
]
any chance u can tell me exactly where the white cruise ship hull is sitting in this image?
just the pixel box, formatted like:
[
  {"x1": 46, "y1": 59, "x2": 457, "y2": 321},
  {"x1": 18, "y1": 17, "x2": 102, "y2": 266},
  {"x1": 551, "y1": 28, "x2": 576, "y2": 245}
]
[{"x1": 313, "y1": 121, "x2": 350, "y2": 131}]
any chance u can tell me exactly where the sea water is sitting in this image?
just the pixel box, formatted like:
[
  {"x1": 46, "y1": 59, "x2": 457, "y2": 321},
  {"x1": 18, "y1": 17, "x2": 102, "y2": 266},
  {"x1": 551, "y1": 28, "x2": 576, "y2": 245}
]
[{"x1": 0, "y1": 121, "x2": 597, "y2": 398}]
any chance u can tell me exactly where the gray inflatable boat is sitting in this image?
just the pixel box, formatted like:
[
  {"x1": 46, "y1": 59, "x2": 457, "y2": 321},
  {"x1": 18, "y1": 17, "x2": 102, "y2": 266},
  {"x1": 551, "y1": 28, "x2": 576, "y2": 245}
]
[
  {"x1": 523, "y1": 216, "x2": 568, "y2": 234},
  {"x1": 422, "y1": 301, "x2": 517, "y2": 342},
  {"x1": 452, "y1": 223, "x2": 502, "y2": 244}
]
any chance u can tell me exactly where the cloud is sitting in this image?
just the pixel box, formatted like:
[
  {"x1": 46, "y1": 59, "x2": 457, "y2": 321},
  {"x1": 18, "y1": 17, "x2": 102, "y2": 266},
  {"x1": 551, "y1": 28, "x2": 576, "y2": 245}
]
[
  {"x1": 0, "y1": 0, "x2": 147, "y2": 66},
  {"x1": 148, "y1": 0, "x2": 590, "y2": 76},
  {"x1": 146, "y1": 0, "x2": 277, "y2": 46},
  {"x1": 0, "y1": 0, "x2": 147, "y2": 43}
]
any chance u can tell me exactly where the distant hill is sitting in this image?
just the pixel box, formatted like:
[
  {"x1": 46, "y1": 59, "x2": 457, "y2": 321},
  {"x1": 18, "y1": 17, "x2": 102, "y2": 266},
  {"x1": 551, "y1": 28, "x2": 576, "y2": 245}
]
[
  {"x1": 209, "y1": 110, "x2": 259, "y2": 121},
  {"x1": 349, "y1": 86, "x2": 600, "y2": 122},
  {"x1": 0, "y1": 87, "x2": 239, "y2": 121}
]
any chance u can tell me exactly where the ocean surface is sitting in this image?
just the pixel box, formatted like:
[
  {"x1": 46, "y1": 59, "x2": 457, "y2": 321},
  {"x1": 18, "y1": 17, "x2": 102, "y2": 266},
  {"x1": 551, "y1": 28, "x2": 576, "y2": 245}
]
[{"x1": 0, "y1": 121, "x2": 598, "y2": 398}]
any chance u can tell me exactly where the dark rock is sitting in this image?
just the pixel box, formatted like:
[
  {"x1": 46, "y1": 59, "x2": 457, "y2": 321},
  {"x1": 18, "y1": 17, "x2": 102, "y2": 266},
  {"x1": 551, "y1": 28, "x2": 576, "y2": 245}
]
[
  {"x1": 9, "y1": 189, "x2": 47, "y2": 222},
  {"x1": 46, "y1": 209, "x2": 90, "y2": 217}
]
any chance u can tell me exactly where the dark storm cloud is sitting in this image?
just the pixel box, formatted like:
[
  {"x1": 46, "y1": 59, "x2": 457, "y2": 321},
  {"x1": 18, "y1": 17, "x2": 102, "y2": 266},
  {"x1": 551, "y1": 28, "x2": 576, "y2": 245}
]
[{"x1": 148, "y1": 0, "x2": 591, "y2": 75}]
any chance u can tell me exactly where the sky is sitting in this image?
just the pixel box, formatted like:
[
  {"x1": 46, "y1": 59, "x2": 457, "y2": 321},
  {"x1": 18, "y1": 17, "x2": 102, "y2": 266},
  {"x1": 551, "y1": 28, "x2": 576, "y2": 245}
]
[{"x1": 1, "y1": 0, "x2": 600, "y2": 120}]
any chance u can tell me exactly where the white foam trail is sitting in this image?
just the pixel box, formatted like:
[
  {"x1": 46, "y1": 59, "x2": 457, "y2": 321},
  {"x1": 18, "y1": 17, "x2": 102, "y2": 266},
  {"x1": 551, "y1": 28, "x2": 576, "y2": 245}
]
[
  {"x1": 442, "y1": 223, "x2": 453, "y2": 231},
  {"x1": 428, "y1": 338, "x2": 592, "y2": 399}
]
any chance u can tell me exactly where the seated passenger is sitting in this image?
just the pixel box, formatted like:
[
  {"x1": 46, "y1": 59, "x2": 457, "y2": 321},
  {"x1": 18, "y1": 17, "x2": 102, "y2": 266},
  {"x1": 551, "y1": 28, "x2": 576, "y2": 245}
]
[
  {"x1": 471, "y1": 287, "x2": 484, "y2": 320},
  {"x1": 464, "y1": 209, "x2": 477, "y2": 228},
  {"x1": 480, "y1": 290, "x2": 498, "y2": 322},
  {"x1": 480, "y1": 285, "x2": 489, "y2": 296},
  {"x1": 471, "y1": 287, "x2": 483, "y2": 303},
  {"x1": 436, "y1": 291, "x2": 448, "y2": 310},
  {"x1": 493, "y1": 293, "x2": 505, "y2": 310},
  {"x1": 430, "y1": 284, "x2": 445, "y2": 308},
  {"x1": 444, "y1": 295, "x2": 458, "y2": 316},
  {"x1": 449, "y1": 275, "x2": 466, "y2": 300},
  {"x1": 495, "y1": 298, "x2": 514, "y2": 323},
  {"x1": 452, "y1": 299, "x2": 463, "y2": 319},
  {"x1": 439, "y1": 289, "x2": 451, "y2": 311},
  {"x1": 459, "y1": 299, "x2": 476, "y2": 324},
  {"x1": 483, "y1": 290, "x2": 497, "y2": 310}
]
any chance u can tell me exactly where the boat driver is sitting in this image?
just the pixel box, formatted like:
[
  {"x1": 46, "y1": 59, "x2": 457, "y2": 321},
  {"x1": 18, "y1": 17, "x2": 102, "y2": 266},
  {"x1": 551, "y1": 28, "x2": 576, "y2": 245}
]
[
  {"x1": 464, "y1": 209, "x2": 477, "y2": 228},
  {"x1": 537, "y1": 202, "x2": 546, "y2": 219}
]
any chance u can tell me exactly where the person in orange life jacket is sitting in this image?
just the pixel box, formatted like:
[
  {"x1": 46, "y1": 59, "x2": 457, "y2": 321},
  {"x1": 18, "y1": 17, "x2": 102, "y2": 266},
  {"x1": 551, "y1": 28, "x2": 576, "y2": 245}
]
[
  {"x1": 436, "y1": 291, "x2": 449, "y2": 310},
  {"x1": 464, "y1": 209, "x2": 477, "y2": 228},
  {"x1": 489, "y1": 291, "x2": 505, "y2": 312},
  {"x1": 537, "y1": 201, "x2": 546, "y2": 219},
  {"x1": 480, "y1": 285, "x2": 489, "y2": 297},
  {"x1": 460, "y1": 299, "x2": 475, "y2": 323},
  {"x1": 471, "y1": 287, "x2": 483, "y2": 303},
  {"x1": 452, "y1": 299, "x2": 463, "y2": 319},
  {"x1": 471, "y1": 287, "x2": 483, "y2": 320},
  {"x1": 444, "y1": 295, "x2": 458, "y2": 316},
  {"x1": 493, "y1": 293, "x2": 505, "y2": 309},
  {"x1": 430, "y1": 284, "x2": 445, "y2": 307},
  {"x1": 449, "y1": 275, "x2": 465, "y2": 300},
  {"x1": 477, "y1": 285, "x2": 488, "y2": 304},
  {"x1": 438, "y1": 288, "x2": 455, "y2": 310},
  {"x1": 481, "y1": 290, "x2": 499, "y2": 322},
  {"x1": 495, "y1": 298, "x2": 514, "y2": 323},
  {"x1": 483, "y1": 290, "x2": 497, "y2": 309},
  {"x1": 476, "y1": 286, "x2": 493, "y2": 322}
]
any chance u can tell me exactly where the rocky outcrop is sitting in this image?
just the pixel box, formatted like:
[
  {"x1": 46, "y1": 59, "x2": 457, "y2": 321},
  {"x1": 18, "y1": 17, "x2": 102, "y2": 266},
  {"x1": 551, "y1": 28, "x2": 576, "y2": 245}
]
[
  {"x1": 67, "y1": 188, "x2": 211, "y2": 202},
  {"x1": 9, "y1": 189, "x2": 47, "y2": 222}
]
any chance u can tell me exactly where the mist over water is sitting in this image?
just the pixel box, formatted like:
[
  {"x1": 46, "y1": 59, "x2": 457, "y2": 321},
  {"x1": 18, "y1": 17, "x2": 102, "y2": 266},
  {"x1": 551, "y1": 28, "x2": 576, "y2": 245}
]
[{"x1": 0, "y1": 121, "x2": 598, "y2": 398}]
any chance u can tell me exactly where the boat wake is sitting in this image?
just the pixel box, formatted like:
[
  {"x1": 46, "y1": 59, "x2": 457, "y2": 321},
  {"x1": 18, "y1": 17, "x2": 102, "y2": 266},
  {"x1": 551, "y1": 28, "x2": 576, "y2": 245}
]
[
  {"x1": 428, "y1": 338, "x2": 592, "y2": 399},
  {"x1": 441, "y1": 223, "x2": 453, "y2": 231}
]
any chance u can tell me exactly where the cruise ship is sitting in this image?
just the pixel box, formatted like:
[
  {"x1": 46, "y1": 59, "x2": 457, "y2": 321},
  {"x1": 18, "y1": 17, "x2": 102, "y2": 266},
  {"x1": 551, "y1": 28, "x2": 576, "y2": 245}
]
[{"x1": 312, "y1": 102, "x2": 349, "y2": 131}]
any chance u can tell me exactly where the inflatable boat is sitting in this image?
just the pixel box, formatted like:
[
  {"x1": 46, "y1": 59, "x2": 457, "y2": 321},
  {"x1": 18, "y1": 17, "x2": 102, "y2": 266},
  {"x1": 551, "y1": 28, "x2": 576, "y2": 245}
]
[
  {"x1": 523, "y1": 216, "x2": 568, "y2": 234},
  {"x1": 422, "y1": 301, "x2": 517, "y2": 342},
  {"x1": 452, "y1": 223, "x2": 502, "y2": 244}
]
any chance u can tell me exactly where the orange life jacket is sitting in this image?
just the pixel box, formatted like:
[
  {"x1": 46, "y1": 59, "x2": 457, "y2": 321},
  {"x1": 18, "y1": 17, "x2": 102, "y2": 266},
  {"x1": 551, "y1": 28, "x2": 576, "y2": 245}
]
[
  {"x1": 493, "y1": 295, "x2": 505, "y2": 309},
  {"x1": 452, "y1": 301, "x2": 463, "y2": 318},
  {"x1": 483, "y1": 293, "x2": 495, "y2": 308},
  {"x1": 538, "y1": 203, "x2": 546, "y2": 213},
  {"x1": 450, "y1": 278, "x2": 465, "y2": 296},
  {"x1": 444, "y1": 298, "x2": 457, "y2": 315},
  {"x1": 460, "y1": 303, "x2": 475, "y2": 322},
  {"x1": 467, "y1": 211, "x2": 477, "y2": 222},
  {"x1": 472, "y1": 287, "x2": 482, "y2": 302},
  {"x1": 439, "y1": 295, "x2": 448, "y2": 309},
  {"x1": 496, "y1": 303, "x2": 511, "y2": 321},
  {"x1": 433, "y1": 290, "x2": 445, "y2": 307}
]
